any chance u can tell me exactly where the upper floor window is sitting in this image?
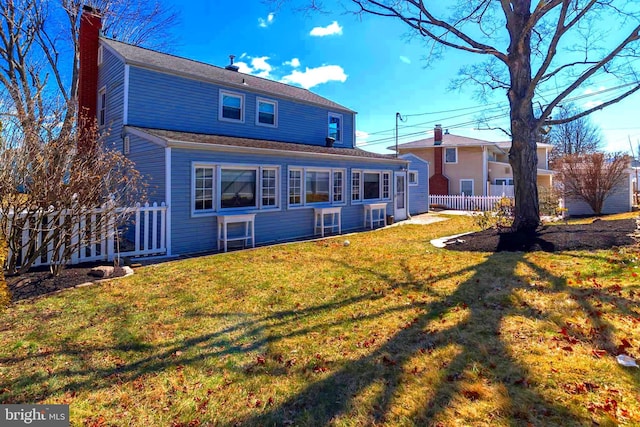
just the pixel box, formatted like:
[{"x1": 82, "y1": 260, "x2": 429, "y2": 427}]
[
  {"x1": 328, "y1": 112, "x2": 342, "y2": 142},
  {"x1": 219, "y1": 90, "x2": 244, "y2": 122},
  {"x1": 98, "y1": 87, "x2": 106, "y2": 127},
  {"x1": 445, "y1": 147, "x2": 457, "y2": 163},
  {"x1": 256, "y1": 98, "x2": 277, "y2": 127},
  {"x1": 97, "y1": 46, "x2": 104, "y2": 66}
]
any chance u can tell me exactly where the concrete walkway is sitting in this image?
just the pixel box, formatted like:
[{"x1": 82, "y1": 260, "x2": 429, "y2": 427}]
[{"x1": 390, "y1": 210, "x2": 475, "y2": 227}]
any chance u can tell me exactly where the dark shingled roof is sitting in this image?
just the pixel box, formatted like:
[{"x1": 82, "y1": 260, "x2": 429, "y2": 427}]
[
  {"x1": 101, "y1": 38, "x2": 353, "y2": 113},
  {"x1": 130, "y1": 127, "x2": 401, "y2": 161}
]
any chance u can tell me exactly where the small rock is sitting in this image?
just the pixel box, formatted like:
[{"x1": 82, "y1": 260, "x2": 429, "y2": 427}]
[
  {"x1": 88, "y1": 266, "x2": 115, "y2": 278},
  {"x1": 343, "y1": 240, "x2": 350, "y2": 247}
]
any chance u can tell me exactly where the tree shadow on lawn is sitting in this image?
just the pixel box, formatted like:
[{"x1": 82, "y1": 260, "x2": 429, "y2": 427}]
[{"x1": 238, "y1": 243, "x2": 638, "y2": 426}]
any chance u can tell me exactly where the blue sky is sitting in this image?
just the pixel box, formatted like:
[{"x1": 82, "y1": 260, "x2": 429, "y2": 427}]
[{"x1": 162, "y1": 0, "x2": 640, "y2": 154}]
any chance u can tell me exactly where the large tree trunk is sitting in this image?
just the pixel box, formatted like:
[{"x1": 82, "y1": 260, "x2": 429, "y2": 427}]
[{"x1": 506, "y1": 1, "x2": 540, "y2": 232}]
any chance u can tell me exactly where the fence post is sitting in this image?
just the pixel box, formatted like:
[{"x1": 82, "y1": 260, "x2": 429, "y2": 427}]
[{"x1": 106, "y1": 201, "x2": 116, "y2": 262}]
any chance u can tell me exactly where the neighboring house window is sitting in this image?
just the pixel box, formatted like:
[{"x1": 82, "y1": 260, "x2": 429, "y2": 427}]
[
  {"x1": 97, "y1": 46, "x2": 104, "y2": 66},
  {"x1": 328, "y1": 113, "x2": 342, "y2": 142},
  {"x1": 288, "y1": 167, "x2": 346, "y2": 207},
  {"x1": 256, "y1": 98, "x2": 277, "y2": 127},
  {"x1": 289, "y1": 169, "x2": 302, "y2": 206},
  {"x1": 194, "y1": 166, "x2": 215, "y2": 212},
  {"x1": 445, "y1": 147, "x2": 457, "y2": 163},
  {"x1": 219, "y1": 90, "x2": 244, "y2": 122},
  {"x1": 192, "y1": 163, "x2": 279, "y2": 215},
  {"x1": 98, "y1": 87, "x2": 106, "y2": 127},
  {"x1": 351, "y1": 171, "x2": 361, "y2": 201},
  {"x1": 408, "y1": 171, "x2": 418, "y2": 185},
  {"x1": 495, "y1": 178, "x2": 514, "y2": 185},
  {"x1": 352, "y1": 170, "x2": 392, "y2": 202},
  {"x1": 460, "y1": 179, "x2": 474, "y2": 196}
]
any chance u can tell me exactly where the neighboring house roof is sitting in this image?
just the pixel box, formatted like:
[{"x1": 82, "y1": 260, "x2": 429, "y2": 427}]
[
  {"x1": 127, "y1": 127, "x2": 404, "y2": 162},
  {"x1": 101, "y1": 38, "x2": 353, "y2": 113},
  {"x1": 393, "y1": 133, "x2": 552, "y2": 150}
]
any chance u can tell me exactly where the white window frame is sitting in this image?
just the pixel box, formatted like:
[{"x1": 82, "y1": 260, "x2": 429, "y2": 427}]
[
  {"x1": 97, "y1": 86, "x2": 107, "y2": 127},
  {"x1": 328, "y1": 112, "x2": 343, "y2": 143},
  {"x1": 287, "y1": 166, "x2": 347, "y2": 208},
  {"x1": 351, "y1": 171, "x2": 361, "y2": 202},
  {"x1": 256, "y1": 98, "x2": 278, "y2": 128},
  {"x1": 408, "y1": 170, "x2": 418, "y2": 186},
  {"x1": 191, "y1": 162, "x2": 280, "y2": 217},
  {"x1": 494, "y1": 178, "x2": 514, "y2": 185},
  {"x1": 445, "y1": 147, "x2": 458, "y2": 164},
  {"x1": 351, "y1": 169, "x2": 393, "y2": 203},
  {"x1": 219, "y1": 90, "x2": 245, "y2": 123},
  {"x1": 460, "y1": 179, "x2": 474, "y2": 196},
  {"x1": 97, "y1": 45, "x2": 104, "y2": 66}
]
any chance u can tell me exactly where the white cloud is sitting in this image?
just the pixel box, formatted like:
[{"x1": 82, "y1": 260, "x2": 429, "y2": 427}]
[
  {"x1": 283, "y1": 58, "x2": 301, "y2": 68},
  {"x1": 355, "y1": 130, "x2": 370, "y2": 146},
  {"x1": 280, "y1": 65, "x2": 348, "y2": 89},
  {"x1": 310, "y1": 21, "x2": 343, "y2": 37},
  {"x1": 258, "y1": 12, "x2": 275, "y2": 28},
  {"x1": 235, "y1": 56, "x2": 273, "y2": 78},
  {"x1": 399, "y1": 56, "x2": 411, "y2": 64}
]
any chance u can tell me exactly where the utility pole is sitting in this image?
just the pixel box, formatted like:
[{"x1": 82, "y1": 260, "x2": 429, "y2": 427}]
[{"x1": 395, "y1": 112, "x2": 405, "y2": 158}]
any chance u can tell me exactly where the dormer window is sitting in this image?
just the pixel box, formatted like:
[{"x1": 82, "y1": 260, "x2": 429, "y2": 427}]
[
  {"x1": 328, "y1": 113, "x2": 342, "y2": 143},
  {"x1": 256, "y1": 98, "x2": 277, "y2": 127},
  {"x1": 219, "y1": 90, "x2": 244, "y2": 122}
]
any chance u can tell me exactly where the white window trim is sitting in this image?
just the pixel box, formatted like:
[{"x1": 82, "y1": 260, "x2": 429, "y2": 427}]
[
  {"x1": 191, "y1": 162, "x2": 281, "y2": 217},
  {"x1": 408, "y1": 170, "x2": 419, "y2": 186},
  {"x1": 256, "y1": 97, "x2": 278, "y2": 128},
  {"x1": 444, "y1": 147, "x2": 458, "y2": 164},
  {"x1": 460, "y1": 179, "x2": 474, "y2": 196},
  {"x1": 287, "y1": 166, "x2": 347, "y2": 209},
  {"x1": 219, "y1": 90, "x2": 245, "y2": 123},
  {"x1": 97, "y1": 45, "x2": 104, "y2": 66},
  {"x1": 351, "y1": 170, "x2": 361, "y2": 202},
  {"x1": 351, "y1": 169, "x2": 394, "y2": 204},
  {"x1": 97, "y1": 86, "x2": 107, "y2": 128},
  {"x1": 328, "y1": 112, "x2": 343, "y2": 144}
]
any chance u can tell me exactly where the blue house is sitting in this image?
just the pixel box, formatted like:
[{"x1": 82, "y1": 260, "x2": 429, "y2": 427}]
[{"x1": 78, "y1": 6, "x2": 425, "y2": 255}]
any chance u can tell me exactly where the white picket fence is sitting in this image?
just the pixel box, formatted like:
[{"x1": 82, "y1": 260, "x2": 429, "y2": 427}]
[
  {"x1": 429, "y1": 195, "x2": 512, "y2": 212},
  {"x1": 4, "y1": 202, "x2": 167, "y2": 269}
]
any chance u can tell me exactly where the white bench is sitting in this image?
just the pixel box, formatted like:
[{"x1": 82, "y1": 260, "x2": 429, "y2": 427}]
[
  {"x1": 363, "y1": 203, "x2": 387, "y2": 229},
  {"x1": 217, "y1": 213, "x2": 256, "y2": 252},
  {"x1": 313, "y1": 207, "x2": 342, "y2": 237}
]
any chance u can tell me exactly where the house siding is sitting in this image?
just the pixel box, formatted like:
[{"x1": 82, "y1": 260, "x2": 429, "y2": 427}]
[
  {"x1": 400, "y1": 154, "x2": 429, "y2": 215},
  {"x1": 126, "y1": 66, "x2": 355, "y2": 148},
  {"x1": 169, "y1": 147, "x2": 402, "y2": 255},
  {"x1": 565, "y1": 173, "x2": 632, "y2": 216},
  {"x1": 97, "y1": 47, "x2": 125, "y2": 148},
  {"x1": 127, "y1": 135, "x2": 166, "y2": 202}
]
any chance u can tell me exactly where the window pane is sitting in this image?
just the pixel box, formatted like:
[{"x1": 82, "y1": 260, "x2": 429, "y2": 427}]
[
  {"x1": 306, "y1": 171, "x2": 330, "y2": 203},
  {"x1": 262, "y1": 169, "x2": 277, "y2": 206},
  {"x1": 352, "y1": 171, "x2": 361, "y2": 201},
  {"x1": 383, "y1": 173, "x2": 390, "y2": 199},
  {"x1": 329, "y1": 115, "x2": 341, "y2": 141},
  {"x1": 461, "y1": 180, "x2": 473, "y2": 195},
  {"x1": 289, "y1": 170, "x2": 302, "y2": 205},
  {"x1": 258, "y1": 101, "x2": 275, "y2": 125},
  {"x1": 364, "y1": 172, "x2": 380, "y2": 200},
  {"x1": 194, "y1": 167, "x2": 214, "y2": 211},
  {"x1": 222, "y1": 94, "x2": 242, "y2": 120},
  {"x1": 333, "y1": 171, "x2": 343, "y2": 202},
  {"x1": 221, "y1": 169, "x2": 256, "y2": 208},
  {"x1": 445, "y1": 148, "x2": 456, "y2": 163}
]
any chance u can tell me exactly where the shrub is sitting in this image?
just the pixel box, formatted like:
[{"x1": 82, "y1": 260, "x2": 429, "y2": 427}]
[
  {"x1": 471, "y1": 197, "x2": 514, "y2": 230},
  {"x1": 539, "y1": 187, "x2": 563, "y2": 216}
]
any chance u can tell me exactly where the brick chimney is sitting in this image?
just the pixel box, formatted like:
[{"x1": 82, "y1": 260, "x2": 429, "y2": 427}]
[
  {"x1": 78, "y1": 5, "x2": 102, "y2": 150},
  {"x1": 429, "y1": 124, "x2": 449, "y2": 195}
]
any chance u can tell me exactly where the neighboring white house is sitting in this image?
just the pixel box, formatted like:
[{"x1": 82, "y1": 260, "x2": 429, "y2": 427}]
[{"x1": 563, "y1": 169, "x2": 634, "y2": 216}]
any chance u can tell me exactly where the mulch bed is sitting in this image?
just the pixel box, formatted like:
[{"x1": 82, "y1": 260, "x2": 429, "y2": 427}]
[
  {"x1": 6, "y1": 262, "x2": 127, "y2": 302},
  {"x1": 445, "y1": 218, "x2": 638, "y2": 252}
]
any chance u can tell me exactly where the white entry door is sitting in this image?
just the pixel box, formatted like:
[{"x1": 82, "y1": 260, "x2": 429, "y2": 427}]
[{"x1": 394, "y1": 171, "x2": 408, "y2": 221}]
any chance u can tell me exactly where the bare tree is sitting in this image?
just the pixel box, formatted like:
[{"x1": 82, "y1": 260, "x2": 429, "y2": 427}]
[
  {"x1": 278, "y1": 0, "x2": 640, "y2": 232},
  {"x1": 555, "y1": 152, "x2": 630, "y2": 215},
  {"x1": 548, "y1": 104, "x2": 601, "y2": 165},
  {"x1": 0, "y1": 119, "x2": 144, "y2": 276}
]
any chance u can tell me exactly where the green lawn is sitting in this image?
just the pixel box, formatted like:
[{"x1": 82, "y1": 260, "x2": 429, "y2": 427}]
[{"x1": 1, "y1": 215, "x2": 639, "y2": 426}]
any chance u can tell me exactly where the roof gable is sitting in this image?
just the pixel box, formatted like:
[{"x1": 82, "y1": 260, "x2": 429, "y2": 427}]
[{"x1": 101, "y1": 38, "x2": 353, "y2": 113}]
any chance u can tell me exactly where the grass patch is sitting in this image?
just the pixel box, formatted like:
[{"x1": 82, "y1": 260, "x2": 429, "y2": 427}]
[{"x1": 1, "y1": 215, "x2": 639, "y2": 426}]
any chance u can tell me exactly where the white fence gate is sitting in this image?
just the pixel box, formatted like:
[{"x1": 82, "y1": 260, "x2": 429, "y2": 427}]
[
  {"x1": 4, "y1": 202, "x2": 167, "y2": 269},
  {"x1": 429, "y1": 195, "x2": 512, "y2": 212}
]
